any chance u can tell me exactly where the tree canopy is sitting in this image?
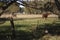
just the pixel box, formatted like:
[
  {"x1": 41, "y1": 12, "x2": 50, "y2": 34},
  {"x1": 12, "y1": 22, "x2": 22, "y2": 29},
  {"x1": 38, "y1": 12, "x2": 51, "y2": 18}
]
[{"x1": 0, "y1": 2, "x2": 4, "y2": 7}]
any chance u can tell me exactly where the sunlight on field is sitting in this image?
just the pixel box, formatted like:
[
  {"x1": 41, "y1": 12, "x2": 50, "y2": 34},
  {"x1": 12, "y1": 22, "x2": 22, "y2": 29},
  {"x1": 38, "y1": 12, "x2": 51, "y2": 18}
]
[
  {"x1": 0, "y1": 18, "x2": 59, "y2": 31},
  {"x1": 14, "y1": 18, "x2": 58, "y2": 25},
  {"x1": 14, "y1": 18, "x2": 58, "y2": 31}
]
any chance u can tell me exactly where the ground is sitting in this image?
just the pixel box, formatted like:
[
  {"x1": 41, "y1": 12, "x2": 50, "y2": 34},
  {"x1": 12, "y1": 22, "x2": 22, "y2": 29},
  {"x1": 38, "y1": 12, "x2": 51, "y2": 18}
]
[
  {"x1": 0, "y1": 14, "x2": 60, "y2": 40},
  {"x1": 0, "y1": 14, "x2": 58, "y2": 18}
]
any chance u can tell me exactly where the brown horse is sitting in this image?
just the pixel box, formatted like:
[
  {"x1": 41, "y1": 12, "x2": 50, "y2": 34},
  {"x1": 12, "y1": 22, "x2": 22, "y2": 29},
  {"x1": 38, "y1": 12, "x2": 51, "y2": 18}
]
[{"x1": 42, "y1": 12, "x2": 50, "y2": 19}]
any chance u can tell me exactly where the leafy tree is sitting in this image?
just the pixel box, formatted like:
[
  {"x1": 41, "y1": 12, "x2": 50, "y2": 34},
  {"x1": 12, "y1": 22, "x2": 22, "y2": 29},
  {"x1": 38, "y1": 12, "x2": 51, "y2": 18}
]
[
  {"x1": 23, "y1": 1, "x2": 45, "y2": 14},
  {"x1": 44, "y1": 2, "x2": 53, "y2": 12},
  {"x1": 0, "y1": 1, "x2": 20, "y2": 40},
  {"x1": 0, "y1": 2, "x2": 4, "y2": 14},
  {"x1": 0, "y1": 2, "x2": 4, "y2": 7}
]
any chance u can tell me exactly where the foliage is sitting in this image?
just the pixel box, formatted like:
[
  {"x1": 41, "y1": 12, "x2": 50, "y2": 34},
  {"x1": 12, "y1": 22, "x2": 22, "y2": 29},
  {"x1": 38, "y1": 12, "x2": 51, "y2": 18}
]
[
  {"x1": 0, "y1": 2, "x2": 4, "y2": 7},
  {"x1": 24, "y1": 1, "x2": 45, "y2": 14},
  {"x1": 6, "y1": 2, "x2": 20, "y2": 13},
  {"x1": 55, "y1": 0, "x2": 60, "y2": 10}
]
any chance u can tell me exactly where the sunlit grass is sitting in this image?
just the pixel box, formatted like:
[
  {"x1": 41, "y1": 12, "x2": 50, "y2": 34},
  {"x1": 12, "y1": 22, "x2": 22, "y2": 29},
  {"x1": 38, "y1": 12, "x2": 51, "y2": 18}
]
[
  {"x1": 14, "y1": 18, "x2": 58, "y2": 31},
  {"x1": 0, "y1": 18, "x2": 59, "y2": 32}
]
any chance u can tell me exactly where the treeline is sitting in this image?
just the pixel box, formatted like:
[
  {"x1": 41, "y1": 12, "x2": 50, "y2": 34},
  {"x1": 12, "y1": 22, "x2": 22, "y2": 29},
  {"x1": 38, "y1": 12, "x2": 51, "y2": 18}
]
[
  {"x1": 24, "y1": 1, "x2": 58, "y2": 14},
  {"x1": 0, "y1": 0, "x2": 60, "y2": 15}
]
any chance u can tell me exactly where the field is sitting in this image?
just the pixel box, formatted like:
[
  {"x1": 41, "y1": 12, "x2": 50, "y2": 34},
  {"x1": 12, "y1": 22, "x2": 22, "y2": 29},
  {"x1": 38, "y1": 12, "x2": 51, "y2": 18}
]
[
  {"x1": 0, "y1": 17, "x2": 60, "y2": 40},
  {"x1": 0, "y1": 17, "x2": 58, "y2": 31}
]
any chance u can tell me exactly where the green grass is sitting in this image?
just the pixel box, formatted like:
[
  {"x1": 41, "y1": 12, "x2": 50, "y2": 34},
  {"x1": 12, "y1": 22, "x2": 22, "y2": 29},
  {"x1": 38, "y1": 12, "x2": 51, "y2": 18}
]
[
  {"x1": 0, "y1": 18, "x2": 60, "y2": 40},
  {"x1": 0, "y1": 18, "x2": 59, "y2": 32}
]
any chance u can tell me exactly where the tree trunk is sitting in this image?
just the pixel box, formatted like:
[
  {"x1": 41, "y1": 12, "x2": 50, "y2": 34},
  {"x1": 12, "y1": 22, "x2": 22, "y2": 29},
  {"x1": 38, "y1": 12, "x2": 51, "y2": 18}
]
[{"x1": 10, "y1": 17, "x2": 15, "y2": 40}]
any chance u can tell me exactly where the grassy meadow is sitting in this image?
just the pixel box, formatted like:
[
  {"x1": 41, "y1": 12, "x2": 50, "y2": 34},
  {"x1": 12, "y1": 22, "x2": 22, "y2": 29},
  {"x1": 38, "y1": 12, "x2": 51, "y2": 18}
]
[
  {"x1": 0, "y1": 17, "x2": 60, "y2": 40},
  {"x1": 0, "y1": 17, "x2": 59, "y2": 32}
]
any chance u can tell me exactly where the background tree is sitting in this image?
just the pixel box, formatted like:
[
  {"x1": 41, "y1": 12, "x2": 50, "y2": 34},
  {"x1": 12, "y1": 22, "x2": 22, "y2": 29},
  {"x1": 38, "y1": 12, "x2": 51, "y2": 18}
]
[
  {"x1": 0, "y1": 1, "x2": 20, "y2": 40},
  {"x1": 21, "y1": 0, "x2": 45, "y2": 14},
  {"x1": 0, "y1": 2, "x2": 5, "y2": 14},
  {"x1": 54, "y1": 0, "x2": 60, "y2": 19}
]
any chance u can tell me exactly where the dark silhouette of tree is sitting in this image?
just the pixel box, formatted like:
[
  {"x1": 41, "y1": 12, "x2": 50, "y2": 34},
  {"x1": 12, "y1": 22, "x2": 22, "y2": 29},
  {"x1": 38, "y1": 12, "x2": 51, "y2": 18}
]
[
  {"x1": 55, "y1": 0, "x2": 60, "y2": 19},
  {"x1": 44, "y1": 2, "x2": 53, "y2": 12},
  {"x1": 0, "y1": 1, "x2": 19, "y2": 40},
  {"x1": 55, "y1": 0, "x2": 60, "y2": 10}
]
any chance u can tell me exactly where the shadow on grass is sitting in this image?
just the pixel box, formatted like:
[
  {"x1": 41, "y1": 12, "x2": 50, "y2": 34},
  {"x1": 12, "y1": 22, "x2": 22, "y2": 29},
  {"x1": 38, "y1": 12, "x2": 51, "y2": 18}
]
[
  {"x1": 44, "y1": 23, "x2": 60, "y2": 35},
  {"x1": 0, "y1": 25, "x2": 44, "y2": 40},
  {"x1": 0, "y1": 18, "x2": 7, "y2": 24},
  {"x1": 0, "y1": 30, "x2": 34, "y2": 40},
  {"x1": 30, "y1": 23, "x2": 60, "y2": 40},
  {"x1": 0, "y1": 25, "x2": 11, "y2": 32},
  {"x1": 0, "y1": 25, "x2": 34, "y2": 40},
  {"x1": 15, "y1": 30, "x2": 33, "y2": 40},
  {"x1": 0, "y1": 22, "x2": 60, "y2": 40},
  {"x1": 35, "y1": 23, "x2": 60, "y2": 37},
  {"x1": 15, "y1": 24, "x2": 32, "y2": 28}
]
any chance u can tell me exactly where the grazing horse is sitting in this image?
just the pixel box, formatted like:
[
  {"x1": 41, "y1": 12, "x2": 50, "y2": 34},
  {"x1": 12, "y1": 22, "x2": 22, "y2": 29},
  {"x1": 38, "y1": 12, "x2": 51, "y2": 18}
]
[{"x1": 42, "y1": 12, "x2": 50, "y2": 19}]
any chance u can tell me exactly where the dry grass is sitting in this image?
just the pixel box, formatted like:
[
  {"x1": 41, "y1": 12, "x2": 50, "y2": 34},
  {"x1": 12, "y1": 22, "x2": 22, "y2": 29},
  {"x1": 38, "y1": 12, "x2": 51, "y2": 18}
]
[{"x1": 42, "y1": 34, "x2": 60, "y2": 40}]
